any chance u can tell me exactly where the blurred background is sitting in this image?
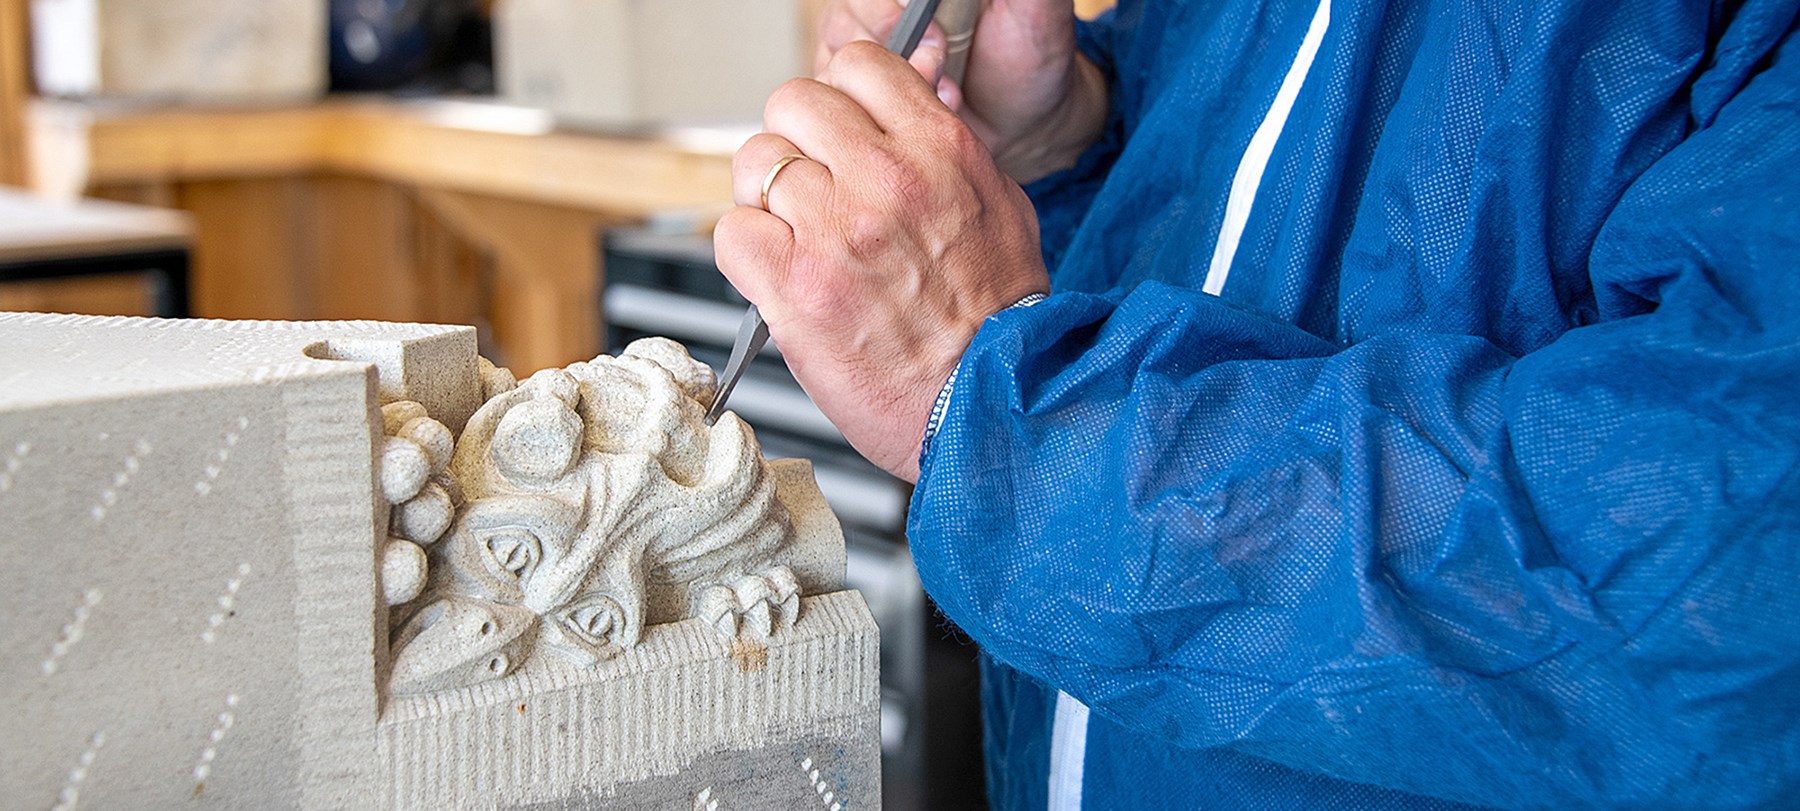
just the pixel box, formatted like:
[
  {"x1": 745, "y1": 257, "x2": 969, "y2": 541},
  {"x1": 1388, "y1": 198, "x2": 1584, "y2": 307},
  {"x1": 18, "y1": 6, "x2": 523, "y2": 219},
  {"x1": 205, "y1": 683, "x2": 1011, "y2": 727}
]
[{"x1": 0, "y1": 0, "x2": 1111, "y2": 806}]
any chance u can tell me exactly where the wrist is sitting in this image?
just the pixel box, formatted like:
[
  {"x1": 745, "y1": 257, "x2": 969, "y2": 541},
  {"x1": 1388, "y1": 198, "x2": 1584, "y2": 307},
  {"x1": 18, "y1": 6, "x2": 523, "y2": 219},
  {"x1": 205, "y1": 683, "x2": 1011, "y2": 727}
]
[
  {"x1": 916, "y1": 292, "x2": 1049, "y2": 478},
  {"x1": 992, "y1": 55, "x2": 1109, "y2": 184}
]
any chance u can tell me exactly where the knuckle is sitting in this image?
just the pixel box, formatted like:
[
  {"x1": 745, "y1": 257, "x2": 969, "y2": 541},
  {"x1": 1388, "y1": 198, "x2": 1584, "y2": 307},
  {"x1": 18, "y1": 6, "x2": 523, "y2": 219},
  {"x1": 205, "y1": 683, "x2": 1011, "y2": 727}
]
[
  {"x1": 736, "y1": 134, "x2": 790, "y2": 174},
  {"x1": 730, "y1": 141, "x2": 773, "y2": 204},
  {"x1": 711, "y1": 211, "x2": 751, "y2": 272},
  {"x1": 935, "y1": 116, "x2": 985, "y2": 162},
  {"x1": 764, "y1": 78, "x2": 818, "y2": 124},
  {"x1": 715, "y1": 204, "x2": 756, "y2": 234},
  {"x1": 843, "y1": 208, "x2": 898, "y2": 259},
  {"x1": 833, "y1": 39, "x2": 888, "y2": 72},
  {"x1": 713, "y1": 207, "x2": 761, "y2": 252},
  {"x1": 731, "y1": 136, "x2": 768, "y2": 178}
]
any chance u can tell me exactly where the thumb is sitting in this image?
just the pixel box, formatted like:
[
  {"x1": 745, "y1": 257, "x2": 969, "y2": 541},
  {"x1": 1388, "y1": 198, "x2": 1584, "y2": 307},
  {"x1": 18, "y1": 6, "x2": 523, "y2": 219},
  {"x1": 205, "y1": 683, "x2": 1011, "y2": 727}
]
[
  {"x1": 936, "y1": 75, "x2": 964, "y2": 112},
  {"x1": 906, "y1": 28, "x2": 948, "y2": 91}
]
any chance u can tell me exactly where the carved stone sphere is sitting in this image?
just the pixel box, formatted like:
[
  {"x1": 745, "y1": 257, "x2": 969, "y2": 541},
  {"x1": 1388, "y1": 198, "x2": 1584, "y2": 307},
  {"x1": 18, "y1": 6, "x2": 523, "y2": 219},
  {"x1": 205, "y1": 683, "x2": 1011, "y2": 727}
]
[
  {"x1": 523, "y1": 367, "x2": 581, "y2": 407},
  {"x1": 491, "y1": 396, "x2": 583, "y2": 484},
  {"x1": 382, "y1": 538, "x2": 428, "y2": 605}
]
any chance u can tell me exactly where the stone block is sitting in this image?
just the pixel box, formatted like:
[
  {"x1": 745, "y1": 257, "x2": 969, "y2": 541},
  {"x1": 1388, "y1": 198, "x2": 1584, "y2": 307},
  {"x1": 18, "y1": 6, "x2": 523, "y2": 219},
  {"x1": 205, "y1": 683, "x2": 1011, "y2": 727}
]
[
  {"x1": 0, "y1": 313, "x2": 880, "y2": 808},
  {"x1": 32, "y1": 0, "x2": 326, "y2": 101},
  {"x1": 494, "y1": 0, "x2": 806, "y2": 128}
]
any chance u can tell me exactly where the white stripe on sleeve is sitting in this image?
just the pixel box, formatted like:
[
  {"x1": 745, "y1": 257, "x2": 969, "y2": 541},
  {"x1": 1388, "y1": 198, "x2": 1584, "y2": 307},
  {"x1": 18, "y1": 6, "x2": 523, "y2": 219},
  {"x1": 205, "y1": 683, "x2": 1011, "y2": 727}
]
[{"x1": 1202, "y1": 0, "x2": 1333, "y2": 296}]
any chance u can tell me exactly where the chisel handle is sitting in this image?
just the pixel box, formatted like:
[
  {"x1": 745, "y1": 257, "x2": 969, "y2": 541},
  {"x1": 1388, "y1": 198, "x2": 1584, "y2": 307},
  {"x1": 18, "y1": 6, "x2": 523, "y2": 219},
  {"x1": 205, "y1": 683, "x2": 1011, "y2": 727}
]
[
  {"x1": 933, "y1": 0, "x2": 981, "y2": 83},
  {"x1": 883, "y1": 0, "x2": 981, "y2": 83}
]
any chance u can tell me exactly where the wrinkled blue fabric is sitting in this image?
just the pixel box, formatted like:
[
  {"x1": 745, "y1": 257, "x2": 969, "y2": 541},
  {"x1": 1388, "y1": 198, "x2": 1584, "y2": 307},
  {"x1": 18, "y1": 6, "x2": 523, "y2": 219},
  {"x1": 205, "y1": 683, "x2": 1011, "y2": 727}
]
[{"x1": 907, "y1": 0, "x2": 1800, "y2": 807}]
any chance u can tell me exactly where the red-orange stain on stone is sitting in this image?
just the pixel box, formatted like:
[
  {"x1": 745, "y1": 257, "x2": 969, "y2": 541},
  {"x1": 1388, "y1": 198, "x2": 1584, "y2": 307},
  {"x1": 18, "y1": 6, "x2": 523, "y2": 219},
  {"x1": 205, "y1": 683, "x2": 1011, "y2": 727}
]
[{"x1": 731, "y1": 639, "x2": 769, "y2": 673}]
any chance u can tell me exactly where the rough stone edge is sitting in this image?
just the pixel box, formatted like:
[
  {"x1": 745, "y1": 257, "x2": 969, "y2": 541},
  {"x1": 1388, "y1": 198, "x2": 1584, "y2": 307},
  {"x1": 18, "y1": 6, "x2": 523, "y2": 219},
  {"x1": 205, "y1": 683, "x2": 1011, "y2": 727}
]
[
  {"x1": 0, "y1": 314, "x2": 480, "y2": 416},
  {"x1": 375, "y1": 589, "x2": 880, "y2": 807},
  {"x1": 285, "y1": 365, "x2": 384, "y2": 809},
  {"x1": 0, "y1": 312, "x2": 475, "y2": 337},
  {"x1": 768, "y1": 457, "x2": 847, "y2": 596}
]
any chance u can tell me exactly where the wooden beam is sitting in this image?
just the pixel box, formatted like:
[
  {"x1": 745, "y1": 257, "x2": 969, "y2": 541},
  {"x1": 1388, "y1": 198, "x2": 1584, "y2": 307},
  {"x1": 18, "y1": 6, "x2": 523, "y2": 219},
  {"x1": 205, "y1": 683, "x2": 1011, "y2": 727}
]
[
  {"x1": 0, "y1": 0, "x2": 30, "y2": 186},
  {"x1": 23, "y1": 99, "x2": 734, "y2": 367},
  {"x1": 305, "y1": 175, "x2": 428, "y2": 322},
  {"x1": 28, "y1": 100, "x2": 738, "y2": 218},
  {"x1": 175, "y1": 177, "x2": 312, "y2": 319},
  {"x1": 0, "y1": 273, "x2": 155, "y2": 315},
  {"x1": 417, "y1": 188, "x2": 625, "y2": 373}
]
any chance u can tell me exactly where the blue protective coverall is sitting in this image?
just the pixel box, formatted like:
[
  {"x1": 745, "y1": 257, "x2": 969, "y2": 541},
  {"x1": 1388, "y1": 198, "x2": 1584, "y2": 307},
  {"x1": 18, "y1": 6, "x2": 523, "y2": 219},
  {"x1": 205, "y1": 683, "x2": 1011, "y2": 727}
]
[{"x1": 907, "y1": 0, "x2": 1800, "y2": 807}]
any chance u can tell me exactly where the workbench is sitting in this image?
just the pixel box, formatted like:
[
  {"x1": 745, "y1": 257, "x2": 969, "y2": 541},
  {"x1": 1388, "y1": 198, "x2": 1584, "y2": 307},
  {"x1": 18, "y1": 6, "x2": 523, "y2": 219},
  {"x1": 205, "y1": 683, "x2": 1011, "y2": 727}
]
[
  {"x1": 22, "y1": 97, "x2": 739, "y2": 373},
  {"x1": 0, "y1": 188, "x2": 192, "y2": 317}
]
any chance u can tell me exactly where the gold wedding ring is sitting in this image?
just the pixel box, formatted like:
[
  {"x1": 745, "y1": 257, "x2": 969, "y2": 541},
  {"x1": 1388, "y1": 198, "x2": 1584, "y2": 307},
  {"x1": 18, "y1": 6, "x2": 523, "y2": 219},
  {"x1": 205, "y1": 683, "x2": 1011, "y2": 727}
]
[{"x1": 760, "y1": 154, "x2": 808, "y2": 212}]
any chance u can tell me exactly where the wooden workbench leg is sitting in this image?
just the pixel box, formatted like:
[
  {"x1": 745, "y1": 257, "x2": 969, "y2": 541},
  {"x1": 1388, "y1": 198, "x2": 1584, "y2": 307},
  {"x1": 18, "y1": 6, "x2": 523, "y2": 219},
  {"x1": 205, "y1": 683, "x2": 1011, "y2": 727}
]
[
  {"x1": 175, "y1": 178, "x2": 313, "y2": 319},
  {"x1": 154, "y1": 249, "x2": 191, "y2": 317},
  {"x1": 417, "y1": 188, "x2": 621, "y2": 375}
]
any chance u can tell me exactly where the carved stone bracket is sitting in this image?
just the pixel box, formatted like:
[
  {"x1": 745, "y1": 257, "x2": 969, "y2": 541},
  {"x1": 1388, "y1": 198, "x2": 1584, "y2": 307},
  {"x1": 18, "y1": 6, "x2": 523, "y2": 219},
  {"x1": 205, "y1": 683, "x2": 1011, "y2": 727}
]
[{"x1": 384, "y1": 338, "x2": 816, "y2": 695}]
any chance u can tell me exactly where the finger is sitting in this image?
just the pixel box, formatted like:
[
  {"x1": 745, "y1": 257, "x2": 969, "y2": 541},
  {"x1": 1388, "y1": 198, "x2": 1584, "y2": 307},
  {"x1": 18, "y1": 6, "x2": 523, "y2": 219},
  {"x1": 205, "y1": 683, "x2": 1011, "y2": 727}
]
[
  {"x1": 813, "y1": 2, "x2": 889, "y2": 69},
  {"x1": 814, "y1": 3, "x2": 950, "y2": 110},
  {"x1": 936, "y1": 75, "x2": 963, "y2": 112},
  {"x1": 763, "y1": 77, "x2": 885, "y2": 165},
  {"x1": 818, "y1": 40, "x2": 947, "y2": 132},
  {"x1": 733, "y1": 132, "x2": 802, "y2": 207},
  {"x1": 906, "y1": 27, "x2": 948, "y2": 87},
  {"x1": 732, "y1": 134, "x2": 835, "y2": 222},
  {"x1": 712, "y1": 206, "x2": 795, "y2": 311}
]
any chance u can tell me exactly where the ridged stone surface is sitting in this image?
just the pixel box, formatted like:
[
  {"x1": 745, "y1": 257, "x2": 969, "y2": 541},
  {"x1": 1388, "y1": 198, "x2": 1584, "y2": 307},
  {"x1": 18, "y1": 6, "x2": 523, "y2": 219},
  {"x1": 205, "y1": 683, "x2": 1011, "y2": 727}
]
[{"x1": 380, "y1": 591, "x2": 881, "y2": 808}]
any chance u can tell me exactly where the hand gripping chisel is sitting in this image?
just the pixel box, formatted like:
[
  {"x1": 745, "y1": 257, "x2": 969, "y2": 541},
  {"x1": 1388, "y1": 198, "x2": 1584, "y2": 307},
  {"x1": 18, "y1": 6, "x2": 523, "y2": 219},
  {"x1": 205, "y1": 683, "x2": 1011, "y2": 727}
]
[{"x1": 706, "y1": 0, "x2": 981, "y2": 425}]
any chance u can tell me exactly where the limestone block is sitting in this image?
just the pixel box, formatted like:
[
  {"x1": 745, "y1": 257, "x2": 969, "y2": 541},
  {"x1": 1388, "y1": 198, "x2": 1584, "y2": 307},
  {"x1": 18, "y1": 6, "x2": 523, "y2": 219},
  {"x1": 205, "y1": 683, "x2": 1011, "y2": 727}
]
[
  {"x1": 0, "y1": 313, "x2": 880, "y2": 809},
  {"x1": 31, "y1": 0, "x2": 326, "y2": 101}
]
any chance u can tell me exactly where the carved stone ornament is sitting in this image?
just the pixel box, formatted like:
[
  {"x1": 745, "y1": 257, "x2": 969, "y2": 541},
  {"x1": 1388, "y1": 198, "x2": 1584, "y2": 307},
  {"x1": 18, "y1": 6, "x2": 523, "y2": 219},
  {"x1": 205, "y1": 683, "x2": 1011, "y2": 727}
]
[
  {"x1": 380, "y1": 338, "x2": 806, "y2": 695},
  {"x1": 2, "y1": 314, "x2": 877, "y2": 808}
]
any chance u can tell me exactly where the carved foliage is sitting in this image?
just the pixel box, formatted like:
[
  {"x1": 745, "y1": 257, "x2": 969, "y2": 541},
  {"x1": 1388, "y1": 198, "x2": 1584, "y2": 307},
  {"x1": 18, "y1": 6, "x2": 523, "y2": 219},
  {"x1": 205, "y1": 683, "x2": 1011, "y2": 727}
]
[{"x1": 384, "y1": 339, "x2": 801, "y2": 695}]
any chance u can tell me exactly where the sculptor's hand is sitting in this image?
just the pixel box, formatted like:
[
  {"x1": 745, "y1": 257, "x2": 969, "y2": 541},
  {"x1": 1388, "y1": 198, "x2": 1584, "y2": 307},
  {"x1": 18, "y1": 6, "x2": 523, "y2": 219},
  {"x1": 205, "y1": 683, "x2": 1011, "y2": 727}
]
[
  {"x1": 815, "y1": 0, "x2": 1108, "y2": 183},
  {"x1": 714, "y1": 40, "x2": 1050, "y2": 482}
]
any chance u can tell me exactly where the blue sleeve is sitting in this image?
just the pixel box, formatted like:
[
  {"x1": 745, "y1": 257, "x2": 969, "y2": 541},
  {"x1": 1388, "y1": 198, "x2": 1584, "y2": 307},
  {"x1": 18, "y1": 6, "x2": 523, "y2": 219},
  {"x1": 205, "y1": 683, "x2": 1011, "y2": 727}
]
[{"x1": 910, "y1": 21, "x2": 1800, "y2": 810}]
